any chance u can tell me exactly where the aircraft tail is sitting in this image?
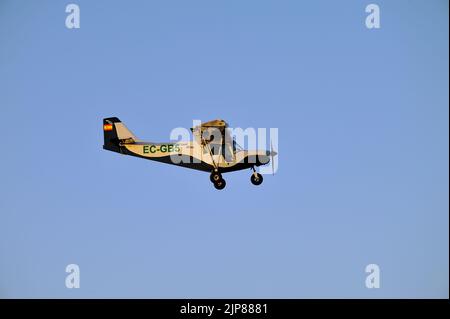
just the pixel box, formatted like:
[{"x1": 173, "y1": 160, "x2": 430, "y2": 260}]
[{"x1": 103, "y1": 117, "x2": 138, "y2": 153}]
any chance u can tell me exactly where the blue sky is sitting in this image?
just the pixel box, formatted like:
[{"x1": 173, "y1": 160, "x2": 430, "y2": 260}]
[{"x1": 0, "y1": 0, "x2": 448, "y2": 298}]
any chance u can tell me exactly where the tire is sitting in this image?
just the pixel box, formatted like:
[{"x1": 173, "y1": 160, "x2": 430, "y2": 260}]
[
  {"x1": 250, "y1": 173, "x2": 263, "y2": 186},
  {"x1": 210, "y1": 172, "x2": 222, "y2": 183},
  {"x1": 214, "y1": 179, "x2": 226, "y2": 190}
]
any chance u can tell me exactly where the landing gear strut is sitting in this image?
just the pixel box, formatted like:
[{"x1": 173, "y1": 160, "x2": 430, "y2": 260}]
[{"x1": 250, "y1": 167, "x2": 263, "y2": 186}]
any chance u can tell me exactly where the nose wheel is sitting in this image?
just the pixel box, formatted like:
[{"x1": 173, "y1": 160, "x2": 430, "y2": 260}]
[{"x1": 251, "y1": 171, "x2": 263, "y2": 186}]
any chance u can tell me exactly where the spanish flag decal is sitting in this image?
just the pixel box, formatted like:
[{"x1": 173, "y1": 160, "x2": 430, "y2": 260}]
[{"x1": 103, "y1": 123, "x2": 113, "y2": 131}]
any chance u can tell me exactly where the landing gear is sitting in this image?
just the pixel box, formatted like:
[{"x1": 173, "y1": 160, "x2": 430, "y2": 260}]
[
  {"x1": 213, "y1": 178, "x2": 226, "y2": 190},
  {"x1": 211, "y1": 170, "x2": 226, "y2": 190},
  {"x1": 251, "y1": 171, "x2": 263, "y2": 186},
  {"x1": 210, "y1": 171, "x2": 222, "y2": 183}
]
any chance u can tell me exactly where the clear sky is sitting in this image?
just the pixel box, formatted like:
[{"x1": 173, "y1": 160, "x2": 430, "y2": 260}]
[{"x1": 0, "y1": 0, "x2": 448, "y2": 298}]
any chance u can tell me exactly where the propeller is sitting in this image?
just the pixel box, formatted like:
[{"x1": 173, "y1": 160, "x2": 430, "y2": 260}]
[{"x1": 270, "y1": 140, "x2": 277, "y2": 175}]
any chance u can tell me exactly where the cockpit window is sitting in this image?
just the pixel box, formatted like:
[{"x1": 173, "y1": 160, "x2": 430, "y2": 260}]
[{"x1": 202, "y1": 136, "x2": 242, "y2": 162}]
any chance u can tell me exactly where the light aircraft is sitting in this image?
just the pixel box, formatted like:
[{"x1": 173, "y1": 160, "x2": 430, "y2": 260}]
[{"x1": 102, "y1": 117, "x2": 277, "y2": 190}]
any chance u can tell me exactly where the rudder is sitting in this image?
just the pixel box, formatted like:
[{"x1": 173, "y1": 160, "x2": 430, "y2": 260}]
[{"x1": 103, "y1": 117, "x2": 137, "y2": 153}]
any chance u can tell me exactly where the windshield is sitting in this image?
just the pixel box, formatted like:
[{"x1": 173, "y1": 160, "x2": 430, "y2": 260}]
[
  {"x1": 203, "y1": 132, "x2": 242, "y2": 161},
  {"x1": 206, "y1": 139, "x2": 240, "y2": 162},
  {"x1": 233, "y1": 138, "x2": 243, "y2": 152}
]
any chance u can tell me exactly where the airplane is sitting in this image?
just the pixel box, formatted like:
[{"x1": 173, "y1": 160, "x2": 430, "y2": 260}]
[{"x1": 102, "y1": 117, "x2": 277, "y2": 190}]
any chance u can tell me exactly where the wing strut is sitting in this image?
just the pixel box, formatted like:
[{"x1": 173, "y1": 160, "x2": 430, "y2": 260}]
[{"x1": 201, "y1": 137, "x2": 220, "y2": 171}]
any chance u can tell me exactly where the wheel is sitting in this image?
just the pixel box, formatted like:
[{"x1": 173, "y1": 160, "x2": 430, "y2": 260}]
[
  {"x1": 250, "y1": 173, "x2": 263, "y2": 186},
  {"x1": 210, "y1": 171, "x2": 222, "y2": 183},
  {"x1": 214, "y1": 179, "x2": 226, "y2": 190}
]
